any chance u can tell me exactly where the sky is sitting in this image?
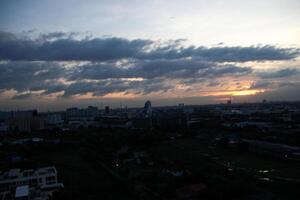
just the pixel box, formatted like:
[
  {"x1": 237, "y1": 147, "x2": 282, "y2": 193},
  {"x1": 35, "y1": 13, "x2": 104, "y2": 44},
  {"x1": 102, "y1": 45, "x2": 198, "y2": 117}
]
[{"x1": 0, "y1": 0, "x2": 300, "y2": 111}]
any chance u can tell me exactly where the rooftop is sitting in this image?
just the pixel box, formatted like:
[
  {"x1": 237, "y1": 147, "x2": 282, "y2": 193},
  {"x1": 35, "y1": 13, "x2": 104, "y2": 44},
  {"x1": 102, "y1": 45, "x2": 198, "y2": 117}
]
[
  {"x1": 15, "y1": 185, "x2": 29, "y2": 198},
  {"x1": 0, "y1": 166, "x2": 57, "y2": 182}
]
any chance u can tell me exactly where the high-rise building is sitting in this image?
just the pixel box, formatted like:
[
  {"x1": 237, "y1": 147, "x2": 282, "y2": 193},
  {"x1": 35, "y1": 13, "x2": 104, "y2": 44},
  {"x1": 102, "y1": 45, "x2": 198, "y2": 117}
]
[
  {"x1": 105, "y1": 106, "x2": 110, "y2": 115},
  {"x1": 227, "y1": 99, "x2": 232, "y2": 105},
  {"x1": 144, "y1": 100, "x2": 152, "y2": 116},
  {"x1": 9, "y1": 110, "x2": 44, "y2": 133}
]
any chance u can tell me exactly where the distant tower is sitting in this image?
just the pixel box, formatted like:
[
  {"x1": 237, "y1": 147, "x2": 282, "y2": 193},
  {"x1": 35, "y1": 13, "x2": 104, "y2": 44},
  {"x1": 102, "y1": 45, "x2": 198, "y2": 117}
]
[
  {"x1": 144, "y1": 100, "x2": 152, "y2": 116},
  {"x1": 227, "y1": 99, "x2": 232, "y2": 105},
  {"x1": 105, "y1": 106, "x2": 110, "y2": 115}
]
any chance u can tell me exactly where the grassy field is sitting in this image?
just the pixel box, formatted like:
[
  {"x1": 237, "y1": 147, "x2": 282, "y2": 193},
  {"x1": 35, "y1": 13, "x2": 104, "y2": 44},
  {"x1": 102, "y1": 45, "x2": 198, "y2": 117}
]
[
  {"x1": 148, "y1": 138, "x2": 300, "y2": 199},
  {"x1": 28, "y1": 148, "x2": 134, "y2": 200},
  {"x1": 2, "y1": 131, "x2": 300, "y2": 199}
]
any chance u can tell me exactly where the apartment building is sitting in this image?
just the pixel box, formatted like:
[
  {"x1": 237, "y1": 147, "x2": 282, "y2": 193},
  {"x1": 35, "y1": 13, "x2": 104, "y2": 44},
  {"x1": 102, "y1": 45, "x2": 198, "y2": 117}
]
[{"x1": 0, "y1": 166, "x2": 63, "y2": 194}]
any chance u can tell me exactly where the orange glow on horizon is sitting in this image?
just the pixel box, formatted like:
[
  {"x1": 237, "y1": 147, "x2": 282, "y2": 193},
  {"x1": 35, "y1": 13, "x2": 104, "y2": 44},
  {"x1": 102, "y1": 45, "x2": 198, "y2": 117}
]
[
  {"x1": 231, "y1": 89, "x2": 264, "y2": 96},
  {"x1": 71, "y1": 88, "x2": 265, "y2": 100},
  {"x1": 103, "y1": 92, "x2": 138, "y2": 99},
  {"x1": 206, "y1": 89, "x2": 265, "y2": 97}
]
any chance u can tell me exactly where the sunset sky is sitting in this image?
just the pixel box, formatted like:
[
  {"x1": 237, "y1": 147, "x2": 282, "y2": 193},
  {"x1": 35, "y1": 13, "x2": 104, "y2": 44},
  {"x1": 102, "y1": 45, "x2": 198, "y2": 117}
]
[{"x1": 0, "y1": 0, "x2": 300, "y2": 110}]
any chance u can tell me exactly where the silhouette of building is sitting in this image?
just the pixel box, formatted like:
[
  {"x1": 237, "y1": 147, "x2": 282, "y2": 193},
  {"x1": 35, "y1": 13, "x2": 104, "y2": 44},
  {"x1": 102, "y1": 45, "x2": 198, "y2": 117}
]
[
  {"x1": 66, "y1": 106, "x2": 98, "y2": 121},
  {"x1": 105, "y1": 106, "x2": 110, "y2": 115},
  {"x1": 9, "y1": 110, "x2": 44, "y2": 133},
  {"x1": 262, "y1": 99, "x2": 267, "y2": 103},
  {"x1": 144, "y1": 100, "x2": 152, "y2": 116}
]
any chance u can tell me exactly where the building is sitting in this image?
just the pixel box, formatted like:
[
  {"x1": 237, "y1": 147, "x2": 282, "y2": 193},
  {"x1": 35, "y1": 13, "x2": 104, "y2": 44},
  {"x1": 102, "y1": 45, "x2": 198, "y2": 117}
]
[
  {"x1": 0, "y1": 122, "x2": 9, "y2": 134},
  {"x1": 9, "y1": 110, "x2": 44, "y2": 133},
  {"x1": 144, "y1": 101, "x2": 152, "y2": 117},
  {"x1": 104, "y1": 106, "x2": 110, "y2": 115},
  {"x1": 66, "y1": 106, "x2": 99, "y2": 121},
  {"x1": 44, "y1": 113, "x2": 64, "y2": 127},
  {"x1": 15, "y1": 185, "x2": 29, "y2": 200},
  {"x1": 227, "y1": 99, "x2": 232, "y2": 105},
  {"x1": 97, "y1": 116, "x2": 131, "y2": 128},
  {"x1": 4, "y1": 185, "x2": 52, "y2": 200},
  {"x1": 0, "y1": 166, "x2": 64, "y2": 196},
  {"x1": 155, "y1": 109, "x2": 187, "y2": 130}
]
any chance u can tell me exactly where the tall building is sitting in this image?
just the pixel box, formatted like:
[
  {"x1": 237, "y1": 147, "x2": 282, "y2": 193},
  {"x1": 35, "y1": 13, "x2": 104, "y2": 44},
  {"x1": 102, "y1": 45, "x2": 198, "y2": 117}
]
[
  {"x1": 144, "y1": 100, "x2": 152, "y2": 116},
  {"x1": 105, "y1": 106, "x2": 110, "y2": 115},
  {"x1": 9, "y1": 110, "x2": 44, "y2": 133},
  {"x1": 66, "y1": 106, "x2": 99, "y2": 121}
]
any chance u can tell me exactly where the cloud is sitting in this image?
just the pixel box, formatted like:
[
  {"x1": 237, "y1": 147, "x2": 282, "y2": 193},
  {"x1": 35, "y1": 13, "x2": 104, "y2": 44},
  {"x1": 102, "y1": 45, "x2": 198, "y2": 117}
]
[
  {"x1": 38, "y1": 32, "x2": 78, "y2": 41},
  {"x1": 0, "y1": 31, "x2": 152, "y2": 61},
  {"x1": 142, "y1": 45, "x2": 299, "y2": 62},
  {"x1": 11, "y1": 93, "x2": 36, "y2": 100},
  {"x1": 62, "y1": 79, "x2": 171, "y2": 97},
  {"x1": 250, "y1": 81, "x2": 272, "y2": 89},
  {"x1": 241, "y1": 84, "x2": 300, "y2": 102},
  {"x1": 70, "y1": 59, "x2": 252, "y2": 80},
  {"x1": 0, "y1": 31, "x2": 299, "y2": 102},
  {"x1": 257, "y1": 68, "x2": 299, "y2": 79},
  {"x1": 0, "y1": 31, "x2": 298, "y2": 62},
  {"x1": 0, "y1": 59, "x2": 252, "y2": 99},
  {"x1": 278, "y1": 82, "x2": 300, "y2": 88},
  {"x1": 0, "y1": 61, "x2": 66, "y2": 93}
]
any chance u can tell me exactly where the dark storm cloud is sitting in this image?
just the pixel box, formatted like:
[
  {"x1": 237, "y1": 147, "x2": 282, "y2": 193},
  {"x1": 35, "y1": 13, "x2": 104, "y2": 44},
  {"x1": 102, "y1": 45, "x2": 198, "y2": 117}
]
[
  {"x1": 132, "y1": 60, "x2": 251, "y2": 79},
  {"x1": 250, "y1": 79, "x2": 300, "y2": 91},
  {"x1": 40, "y1": 83, "x2": 66, "y2": 95},
  {"x1": 257, "y1": 68, "x2": 299, "y2": 78},
  {"x1": 0, "y1": 61, "x2": 67, "y2": 92},
  {"x1": 39, "y1": 32, "x2": 78, "y2": 41},
  {"x1": 278, "y1": 82, "x2": 300, "y2": 88},
  {"x1": 62, "y1": 60, "x2": 252, "y2": 97},
  {"x1": 250, "y1": 81, "x2": 272, "y2": 89},
  {"x1": 62, "y1": 79, "x2": 171, "y2": 97},
  {"x1": 0, "y1": 59, "x2": 252, "y2": 98},
  {"x1": 71, "y1": 59, "x2": 252, "y2": 80},
  {"x1": 179, "y1": 78, "x2": 207, "y2": 85},
  {"x1": 70, "y1": 62, "x2": 128, "y2": 80},
  {"x1": 198, "y1": 64, "x2": 252, "y2": 77},
  {"x1": 0, "y1": 31, "x2": 299, "y2": 62},
  {"x1": 1, "y1": 31, "x2": 298, "y2": 100},
  {"x1": 141, "y1": 45, "x2": 299, "y2": 62},
  {"x1": 0, "y1": 31, "x2": 152, "y2": 61}
]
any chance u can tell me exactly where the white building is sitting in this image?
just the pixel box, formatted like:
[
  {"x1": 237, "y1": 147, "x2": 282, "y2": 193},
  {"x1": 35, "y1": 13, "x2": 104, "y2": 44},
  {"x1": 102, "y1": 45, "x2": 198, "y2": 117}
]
[{"x1": 0, "y1": 166, "x2": 63, "y2": 196}]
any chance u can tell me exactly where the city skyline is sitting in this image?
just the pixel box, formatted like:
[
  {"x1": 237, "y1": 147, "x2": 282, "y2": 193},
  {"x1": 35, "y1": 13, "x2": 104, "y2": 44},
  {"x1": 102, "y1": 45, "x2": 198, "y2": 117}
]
[{"x1": 0, "y1": 0, "x2": 300, "y2": 111}]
